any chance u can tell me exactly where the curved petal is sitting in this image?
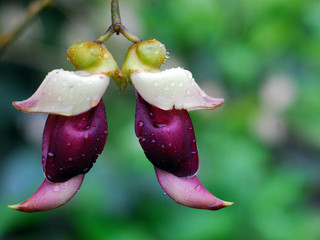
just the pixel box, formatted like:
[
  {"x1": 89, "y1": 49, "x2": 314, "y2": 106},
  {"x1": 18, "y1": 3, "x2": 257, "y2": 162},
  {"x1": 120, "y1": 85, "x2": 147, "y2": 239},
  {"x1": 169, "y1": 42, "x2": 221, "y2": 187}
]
[
  {"x1": 135, "y1": 94, "x2": 199, "y2": 178},
  {"x1": 42, "y1": 100, "x2": 108, "y2": 183},
  {"x1": 131, "y1": 67, "x2": 224, "y2": 111},
  {"x1": 8, "y1": 174, "x2": 84, "y2": 212},
  {"x1": 155, "y1": 167, "x2": 233, "y2": 210},
  {"x1": 13, "y1": 69, "x2": 110, "y2": 116}
]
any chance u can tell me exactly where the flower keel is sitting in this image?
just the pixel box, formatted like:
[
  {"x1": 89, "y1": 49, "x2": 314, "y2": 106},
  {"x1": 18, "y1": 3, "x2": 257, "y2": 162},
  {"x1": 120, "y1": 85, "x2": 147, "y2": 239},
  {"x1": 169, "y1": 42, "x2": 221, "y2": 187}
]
[
  {"x1": 135, "y1": 94, "x2": 199, "y2": 178},
  {"x1": 43, "y1": 100, "x2": 108, "y2": 183}
]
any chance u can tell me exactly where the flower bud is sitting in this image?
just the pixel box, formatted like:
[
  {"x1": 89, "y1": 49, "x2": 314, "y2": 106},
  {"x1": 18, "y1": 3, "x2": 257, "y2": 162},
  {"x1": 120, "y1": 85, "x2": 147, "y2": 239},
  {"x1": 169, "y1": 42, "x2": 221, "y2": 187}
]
[
  {"x1": 68, "y1": 41, "x2": 119, "y2": 75},
  {"x1": 136, "y1": 40, "x2": 167, "y2": 68},
  {"x1": 121, "y1": 39, "x2": 167, "y2": 78},
  {"x1": 42, "y1": 100, "x2": 108, "y2": 183}
]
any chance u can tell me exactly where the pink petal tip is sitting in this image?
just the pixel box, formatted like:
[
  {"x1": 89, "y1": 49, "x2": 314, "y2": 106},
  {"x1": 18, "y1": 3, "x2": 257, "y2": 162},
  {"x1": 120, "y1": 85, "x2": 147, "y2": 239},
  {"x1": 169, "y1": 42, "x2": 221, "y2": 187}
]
[
  {"x1": 155, "y1": 167, "x2": 233, "y2": 210},
  {"x1": 8, "y1": 174, "x2": 84, "y2": 212}
]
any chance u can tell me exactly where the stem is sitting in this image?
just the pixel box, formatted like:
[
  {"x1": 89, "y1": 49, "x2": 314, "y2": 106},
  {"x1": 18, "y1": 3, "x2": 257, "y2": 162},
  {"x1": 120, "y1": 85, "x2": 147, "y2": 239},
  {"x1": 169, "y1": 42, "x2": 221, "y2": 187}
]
[
  {"x1": 111, "y1": 0, "x2": 121, "y2": 34},
  {"x1": 94, "y1": 26, "x2": 115, "y2": 43},
  {"x1": 0, "y1": 0, "x2": 54, "y2": 56},
  {"x1": 95, "y1": 0, "x2": 141, "y2": 43},
  {"x1": 120, "y1": 26, "x2": 141, "y2": 43}
]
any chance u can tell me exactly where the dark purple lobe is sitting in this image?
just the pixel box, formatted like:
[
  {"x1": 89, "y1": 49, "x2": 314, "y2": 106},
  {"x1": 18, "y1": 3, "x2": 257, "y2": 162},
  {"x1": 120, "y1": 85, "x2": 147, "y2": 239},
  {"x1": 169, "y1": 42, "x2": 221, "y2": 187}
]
[
  {"x1": 135, "y1": 93, "x2": 199, "y2": 178},
  {"x1": 42, "y1": 100, "x2": 108, "y2": 183}
]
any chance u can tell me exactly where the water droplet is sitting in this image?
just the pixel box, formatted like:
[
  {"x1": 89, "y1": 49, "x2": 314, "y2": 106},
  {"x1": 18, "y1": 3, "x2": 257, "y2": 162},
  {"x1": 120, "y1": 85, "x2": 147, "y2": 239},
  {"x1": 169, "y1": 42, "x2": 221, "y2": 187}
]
[
  {"x1": 195, "y1": 185, "x2": 201, "y2": 192},
  {"x1": 151, "y1": 139, "x2": 156, "y2": 146},
  {"x1": 149, "y1": 112, "x2": 155, "y2": 120},
  {"x1": 84, "y1": 133, "x2": 90, "y2": 144},
  {"x1": 97, "y1": 114, "x2": 102, "y2": 118},
  {"x1": 167, "y1": 143, "x2": 173, "y2": 154},
  {"x1": 67, "y1": 142, "x2": 71, "y2": 148},
  {"x1": 137, "y1": 121, "x2": 144, "y2": 132},
  {"x1": 139, "y1": 137, "x2": 146, "y2": 146},
  {"x1": 82, "y1": 153, "x2": 86, "y2": 157},
  {"x1": 188, "y1": 126, "x2": 193, "y2": 132},
  {"x1": 155, "y1": 123, "x2": 167, "y2": 128},
  {"x1": 47, "y1": 152, "x2": 54, "y2": 163},
  {"x1": 66, "y1": 157, "x2": 74, "y2": 168},
  {"x1": 166, "y1": 51, "x2": 170, "y2": 59},
  {"x1": 166, "y1": 129, "x2": 171, "y2": 134},
  {"x1": 53, "y1": 186, "x2": 60, "y2": 192}
]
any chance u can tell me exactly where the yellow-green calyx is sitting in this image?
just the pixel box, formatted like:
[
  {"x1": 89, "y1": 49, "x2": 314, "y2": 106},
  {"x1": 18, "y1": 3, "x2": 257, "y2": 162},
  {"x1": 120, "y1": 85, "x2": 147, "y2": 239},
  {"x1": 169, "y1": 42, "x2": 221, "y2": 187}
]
[
  {"x1": 121, "y1": 39, "x2": 167, "y2": 79},
  {"x1": 68, "y1": 41, "x2": 119, "y2": 76}
]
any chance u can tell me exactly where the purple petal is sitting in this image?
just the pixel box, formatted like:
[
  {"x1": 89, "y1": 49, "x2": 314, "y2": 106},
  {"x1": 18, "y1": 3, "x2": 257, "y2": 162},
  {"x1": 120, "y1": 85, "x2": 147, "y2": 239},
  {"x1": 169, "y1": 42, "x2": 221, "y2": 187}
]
[
  {"x1": 8, "y1": 174, "x2": 84, "y2": 212},
  {"x1": 42, "y1": 100, "x2": 108, "y2": 183},
  {"x1": 135, "y1": 93, "x2": 199, "y2": 178},
  {"x1": 155, "y1": 167, "x2": 233, "y2": 210}
]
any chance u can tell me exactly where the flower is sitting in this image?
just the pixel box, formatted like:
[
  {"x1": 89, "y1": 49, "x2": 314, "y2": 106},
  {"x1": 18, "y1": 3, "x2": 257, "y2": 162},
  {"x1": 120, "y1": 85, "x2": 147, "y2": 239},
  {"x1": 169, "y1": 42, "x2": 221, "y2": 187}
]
[
  {"x1": 9, "y1": 41, "x2": 118, "y2": 212},
  {"x1": 9, "y1": 40, "x2": 233, "y2": 212}
]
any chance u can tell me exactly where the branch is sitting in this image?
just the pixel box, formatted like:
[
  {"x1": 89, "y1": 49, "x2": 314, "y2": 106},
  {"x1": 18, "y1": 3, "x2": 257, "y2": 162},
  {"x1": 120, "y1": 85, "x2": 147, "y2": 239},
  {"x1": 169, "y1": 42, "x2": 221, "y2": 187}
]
[{"x1": 0, "y1": 0, "x2": 54, "y2": 56}]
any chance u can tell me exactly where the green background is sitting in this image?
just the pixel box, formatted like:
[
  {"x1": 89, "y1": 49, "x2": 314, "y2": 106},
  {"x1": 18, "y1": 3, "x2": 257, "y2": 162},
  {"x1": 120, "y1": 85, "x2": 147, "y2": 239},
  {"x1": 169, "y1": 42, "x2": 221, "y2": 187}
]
[{"x1": 1, "y1": 0, "x2": 320, "y2": 239}]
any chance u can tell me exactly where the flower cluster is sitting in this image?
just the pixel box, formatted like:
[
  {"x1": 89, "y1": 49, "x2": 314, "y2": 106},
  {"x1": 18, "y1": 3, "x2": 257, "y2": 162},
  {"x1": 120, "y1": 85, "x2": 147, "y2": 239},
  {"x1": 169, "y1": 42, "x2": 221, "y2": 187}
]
[{"x1": 9, "y1": 40, "x2": 233, "y2": 212}]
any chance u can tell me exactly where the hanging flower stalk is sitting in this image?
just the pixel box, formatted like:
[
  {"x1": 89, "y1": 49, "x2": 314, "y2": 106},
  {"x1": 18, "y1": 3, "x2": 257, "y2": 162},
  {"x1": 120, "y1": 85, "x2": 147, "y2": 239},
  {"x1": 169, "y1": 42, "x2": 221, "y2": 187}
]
[{"x1": 9, "y1": 0, "x2": 233, "y2": 212}]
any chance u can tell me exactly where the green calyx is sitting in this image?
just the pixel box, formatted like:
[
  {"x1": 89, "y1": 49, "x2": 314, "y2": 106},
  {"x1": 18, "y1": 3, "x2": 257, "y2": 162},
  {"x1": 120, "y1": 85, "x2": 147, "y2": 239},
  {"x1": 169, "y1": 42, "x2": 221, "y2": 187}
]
[
  {"x1": 67, "y1": 41, "x2": 119, "y2": 76},
  {"x1": 121, "y1": 39, "x2": 167, "y2": 79}
]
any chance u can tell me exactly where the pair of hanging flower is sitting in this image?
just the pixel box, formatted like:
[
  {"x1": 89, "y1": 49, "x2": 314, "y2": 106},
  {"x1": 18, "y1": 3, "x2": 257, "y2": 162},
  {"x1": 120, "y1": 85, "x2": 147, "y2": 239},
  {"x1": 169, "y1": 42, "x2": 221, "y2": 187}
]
[{"x1": 9, "y1": 39, "x2": 233, "y2": 212}]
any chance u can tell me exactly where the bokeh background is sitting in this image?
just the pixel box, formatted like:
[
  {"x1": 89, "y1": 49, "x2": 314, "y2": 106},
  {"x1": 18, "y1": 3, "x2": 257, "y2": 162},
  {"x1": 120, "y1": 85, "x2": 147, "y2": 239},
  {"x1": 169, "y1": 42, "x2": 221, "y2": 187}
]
[{"x1": 1, "y1": 0, "x2": 320, "y2": 239}]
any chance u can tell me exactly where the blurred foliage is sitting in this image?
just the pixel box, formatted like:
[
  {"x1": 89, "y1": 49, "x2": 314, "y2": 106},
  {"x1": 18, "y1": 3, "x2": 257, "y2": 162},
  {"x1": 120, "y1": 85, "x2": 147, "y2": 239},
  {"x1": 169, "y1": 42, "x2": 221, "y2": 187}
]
[{"x1": 0, "y1": 0, "x2": 320, "y2": 239}]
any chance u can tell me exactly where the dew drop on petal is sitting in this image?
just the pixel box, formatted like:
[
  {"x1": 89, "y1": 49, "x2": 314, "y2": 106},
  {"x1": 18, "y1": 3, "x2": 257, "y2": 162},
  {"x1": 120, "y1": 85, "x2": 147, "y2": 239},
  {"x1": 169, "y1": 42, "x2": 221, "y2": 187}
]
[
  {"x1": 195, "y1": 184, "x2": 201, "y2": 192},
  {"x1": 47, "y1": 152, "x2": 54, "y2": 163},
  {"x1": 53, "y1": 186, "x2": 60, "y2": 192},
  {"x1": 137, "y1": 121, "x2": 144, "y2": 133},
  {"x1": 139, "y1": 137, "x2": 146, "y2": 147}
]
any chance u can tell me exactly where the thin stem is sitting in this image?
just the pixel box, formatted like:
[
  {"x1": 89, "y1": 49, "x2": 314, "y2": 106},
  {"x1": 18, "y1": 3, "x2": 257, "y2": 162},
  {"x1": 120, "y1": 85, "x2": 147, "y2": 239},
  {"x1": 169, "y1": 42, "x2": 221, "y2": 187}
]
[
  {"x1": 120, "y1": 26, "x2": 141, "y2": 43},
  {"x1": 0, "y1": 0, "x2": 54, "y2": 56},
  {"x1": 95, "y1": 0, "x2": 141, "y2": 43},
  {"x1": 111, "y1": 0, "x2": 121, "y2": 34},
  {"x1": 94, "y1": 26, "x2": 115, "y2": 43}
]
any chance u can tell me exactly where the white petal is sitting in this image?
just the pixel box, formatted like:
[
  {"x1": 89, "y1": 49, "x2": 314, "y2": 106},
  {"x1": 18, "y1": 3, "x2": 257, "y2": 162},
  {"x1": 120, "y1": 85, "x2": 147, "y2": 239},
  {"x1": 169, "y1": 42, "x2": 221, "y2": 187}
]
[
  {"x1": 13, "y1": 69, "x2": 109, "y2": 116},
  {"x1": 131, "y1": 67, "x2": 224, "y2": 111}
]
